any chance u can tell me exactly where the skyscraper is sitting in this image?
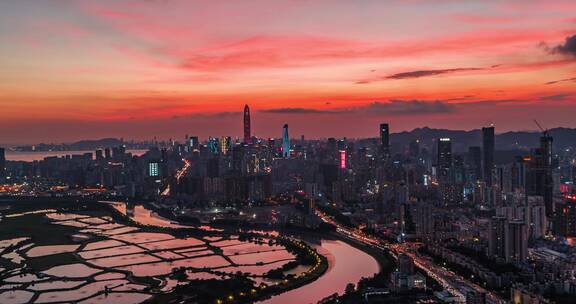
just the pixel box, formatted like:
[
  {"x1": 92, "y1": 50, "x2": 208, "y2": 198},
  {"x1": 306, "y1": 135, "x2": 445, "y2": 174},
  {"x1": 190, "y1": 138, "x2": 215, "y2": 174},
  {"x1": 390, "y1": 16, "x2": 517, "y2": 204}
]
[
  {"x1": 555, "y1": 199, "x2": 576, "y2": 237},
  {"x1": 282, "y1": 124, "x2": 290, "y2": 158},
  {"x1": 489, "y1": 216, "x2": 528, "y2": 263},
  {"x1": 438, "y1": 138, "x2": 456, "y2": 204},
  {"x1": 189, "y1": 136, "x2": 199, "y2": 150},
  {"x1": 540, "y1": 134, "x2": 554, "y2": 217},
  {"x1": 525, "y1": 134, "x2": 554, "y2": 216},
  {"x1": 339, "y1": 150, "x2": 346, "y2": 169},
  {"x1": 148, "y1": 161, "x2": 160, "y2": 177},
  {"x1": 488, "y1": 216, "x2": 507, "y2": 260},
  {"x1": 468, "y1": 146, "x2": 482, "y2": 182},
  {"x1": 243, "y1": 104, "x2": 251, "y2": 144},
  {"x1": 505, "y1": 220, "x2": 528, "y2": 263},
  {"x1": 380, "y1": 123, "x2": 390, "y2": 155},
  {"x1": 437, "y1": 138, "x2": 452, "y2": 182},
  {"x1": 95, "y1": 149, "x2": 104, "y2": 161},
  {"x1": 0, "y1": 147, "x2": 5, "y2": 180},
  {"x1": 482, "y1": 126, "x2": 495, "y2": 187},
  {"x1": 220, "y1": 136, "x2": 231, "y2": 155}
]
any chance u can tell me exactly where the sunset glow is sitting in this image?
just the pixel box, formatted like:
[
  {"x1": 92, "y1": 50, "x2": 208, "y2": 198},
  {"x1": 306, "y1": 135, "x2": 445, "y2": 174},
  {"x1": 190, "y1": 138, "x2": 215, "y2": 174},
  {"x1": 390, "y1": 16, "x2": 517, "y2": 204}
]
[{"x1": 1, "y1": 0, "x2": 575, "y2": 143}]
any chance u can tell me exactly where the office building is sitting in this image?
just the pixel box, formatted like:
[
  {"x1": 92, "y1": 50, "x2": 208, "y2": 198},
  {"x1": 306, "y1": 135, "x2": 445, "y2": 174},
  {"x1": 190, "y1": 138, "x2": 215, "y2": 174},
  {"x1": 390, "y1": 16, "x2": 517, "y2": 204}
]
[
  {"x1": 437, "y1": 138, "x2": 452, "y2": 182},
  {"x1": 468, "y1": 146, "x2": 482, "y2": 182},
  {"x1": 380, "y1": 123, "x2": 390, "y2": 155},
  {"x1": 482, "y1": 126, "x2": 495, "y2": 187},
  {"x1": 488, "y1": 216, "x2": 507, "y2": 260},
  {"x1": 148, "y1": 161, "x2": 160, "y2": 177},
  {"x1": 505, "y1": 220, "x2": 528, "y2": 263}
]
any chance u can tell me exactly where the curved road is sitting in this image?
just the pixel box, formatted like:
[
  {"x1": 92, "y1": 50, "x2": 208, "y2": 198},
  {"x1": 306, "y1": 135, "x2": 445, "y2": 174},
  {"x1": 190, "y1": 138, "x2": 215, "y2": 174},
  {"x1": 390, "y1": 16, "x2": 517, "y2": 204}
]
[{"x1": 315, "y1": 208, "x2": 506, "y2": 304}]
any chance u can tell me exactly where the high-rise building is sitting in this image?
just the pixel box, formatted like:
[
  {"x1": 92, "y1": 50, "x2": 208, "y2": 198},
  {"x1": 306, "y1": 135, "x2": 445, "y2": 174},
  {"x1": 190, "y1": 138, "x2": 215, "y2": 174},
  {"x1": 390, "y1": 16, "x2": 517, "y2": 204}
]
[
  {"x1": 220, "y1": 136, "x2": 231, "y2": 155},
  {"x1": 554, "y1": 199, "x2": 576, "y2": 237},
  {"x1": 511, "y1": 156, "x2": 527, "y2": 192},
  {"x1": 468, "y1": 146, "x2": 482, "y2": 182},
  {"x1": 540, "y1": 134, "x2": 554, "y2": 217},
  {"x1": 408, "y1": 139, "x2": 420, "y2": 158},
  {"x1": 482, "y1": 126, "x2": 495, "y2": 187},
  {"x1": 282, "y1": 124, "x2": 290, "y2": 158},
  {"x1": 339, "y1": 150, "x2": 346, "y2": 169},
  {"x1": 525, "y1": 134, "x2": 554, "y2": 217},
  {"x1": 189, "y1": 136, "x2": 199, "y2": 150},
  {"x1": 268, "y1": 138, "x2": 276, "y2": 156},
  {"x1": 243, "y1": 104, "x2": 251, "y2": 144},
  {"x1": 95, "y1": 149, "x2": 103, "y2": 161},
  {"x1": 0, "y1": 147, "x2": 5, "y2": 180},
  {"x1": 505, "y1": 220, "x2": 528, "y2": 263},
  {"x1": 437, "y1": 138, "x2": 452, "y2": 182},
  {"x1": 148, "y1": 161, "x2": 160, "y2": 177},
  {"x1": 488, "y1": 216, "x2": 507, "y2": 260},
  {"x1": 489, "y1": 216, "x2": 528, "y2": 263},
  {"x1": 412, "y1": 201, "x2": 434, "y2": 239},
  {"x1": 380, "y1": 123, "x2": 390, "y2": 155},
  {"x1": 497, "y1": 203, "x2": 547, "y2": 240}
]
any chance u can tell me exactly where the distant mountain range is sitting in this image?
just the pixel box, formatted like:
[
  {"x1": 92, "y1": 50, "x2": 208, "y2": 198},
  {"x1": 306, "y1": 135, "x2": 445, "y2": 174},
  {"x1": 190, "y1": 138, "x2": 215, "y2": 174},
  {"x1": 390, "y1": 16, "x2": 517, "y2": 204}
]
[
  {"x1": 13, "y1": 138, "x2": 130, "y2": 152},
  {"x1": 9, "y1": 127, "x2": 576, "y2": 155},
  {"x1": 389, "y1": 127, "x2": 576, "y2": 154}
]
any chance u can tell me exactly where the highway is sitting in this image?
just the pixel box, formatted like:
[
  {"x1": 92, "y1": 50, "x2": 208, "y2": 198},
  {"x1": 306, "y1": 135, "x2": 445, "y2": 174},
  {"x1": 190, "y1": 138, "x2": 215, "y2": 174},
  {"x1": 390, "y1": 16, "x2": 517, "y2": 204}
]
[
  {"x1": 315, "y1": 207, "x2": 506, "y2": 304},
  {"x1": 160, "y1": 158, "x2": 190, "y2": 196}
]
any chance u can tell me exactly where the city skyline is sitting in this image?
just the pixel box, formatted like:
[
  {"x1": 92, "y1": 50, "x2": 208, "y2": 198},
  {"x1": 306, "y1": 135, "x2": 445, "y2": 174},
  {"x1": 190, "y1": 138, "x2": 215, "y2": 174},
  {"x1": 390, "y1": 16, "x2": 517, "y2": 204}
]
[
  {"x1": 1, "y1": 1, "x2": 576, "y2": 143},
  {"x1": 2, "y1": 2, "x2": 576, "y2": 304}
]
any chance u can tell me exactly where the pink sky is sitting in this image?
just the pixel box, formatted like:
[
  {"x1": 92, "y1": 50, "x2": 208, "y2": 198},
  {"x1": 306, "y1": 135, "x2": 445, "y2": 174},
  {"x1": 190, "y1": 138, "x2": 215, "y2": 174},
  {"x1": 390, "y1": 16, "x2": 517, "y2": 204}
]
[{"x1": 0, "y1": 0, "x2": 575, "y2": 143}]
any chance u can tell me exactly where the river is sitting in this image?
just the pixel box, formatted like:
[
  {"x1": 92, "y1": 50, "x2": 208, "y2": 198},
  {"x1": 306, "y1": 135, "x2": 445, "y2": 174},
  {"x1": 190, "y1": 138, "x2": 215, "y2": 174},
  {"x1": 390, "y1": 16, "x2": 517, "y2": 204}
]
[
  {"x1": 107, "y1": 202, "x2": 381, "y2": 304},
  {"x1": 260, "y1": 239, "x2": 379, "y2": 304}
]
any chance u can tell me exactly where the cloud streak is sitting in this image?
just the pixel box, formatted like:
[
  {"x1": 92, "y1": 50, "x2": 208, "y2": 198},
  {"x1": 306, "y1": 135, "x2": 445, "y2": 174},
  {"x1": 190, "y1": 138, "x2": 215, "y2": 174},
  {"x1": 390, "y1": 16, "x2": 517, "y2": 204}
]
[
  {"x1": 545, "y1": 77, "x2": 576, "y2": 85},
  {"x1": 261, "y1": 100, "x2": 456, "y2": 116},
  {"x1": 260, "y1": 108, "x2": 339, "y2": 114},
  {"x1": 356, "y1": 67, "x2": 487, "y2": 84},
  {"x1": 386, "y1": 68, "x2": 484, "y2": 80}
]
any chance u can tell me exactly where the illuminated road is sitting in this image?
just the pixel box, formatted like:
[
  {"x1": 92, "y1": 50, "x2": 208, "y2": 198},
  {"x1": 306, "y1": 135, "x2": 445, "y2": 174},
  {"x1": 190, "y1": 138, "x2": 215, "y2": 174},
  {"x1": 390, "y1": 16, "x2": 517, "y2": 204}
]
[
  {"x1": 315, "y1": 208, "x2": 505, "y2": 304},
  {"x1": 160, "y1": 158, "x2": 190, "y2": 196}
]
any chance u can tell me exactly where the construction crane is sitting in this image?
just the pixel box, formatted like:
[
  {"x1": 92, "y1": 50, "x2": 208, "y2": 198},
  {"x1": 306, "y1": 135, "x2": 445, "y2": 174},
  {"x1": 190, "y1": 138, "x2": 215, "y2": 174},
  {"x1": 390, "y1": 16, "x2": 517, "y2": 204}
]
[{"x1": 533, "y1": 119, "x2": 549, "y2": 136}]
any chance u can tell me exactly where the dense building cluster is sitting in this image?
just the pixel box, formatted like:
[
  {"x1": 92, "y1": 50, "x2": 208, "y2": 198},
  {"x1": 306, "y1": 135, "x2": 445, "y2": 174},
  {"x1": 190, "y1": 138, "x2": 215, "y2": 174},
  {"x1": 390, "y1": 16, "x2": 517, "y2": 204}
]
[{"x1": 1, "y1": 105, "x2": 576, "y2": 303}]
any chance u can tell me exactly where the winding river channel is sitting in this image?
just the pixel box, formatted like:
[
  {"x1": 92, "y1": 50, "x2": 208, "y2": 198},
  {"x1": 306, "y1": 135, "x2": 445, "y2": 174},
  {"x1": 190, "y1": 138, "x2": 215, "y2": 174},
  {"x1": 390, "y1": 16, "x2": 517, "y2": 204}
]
[{"x1": 113, "y1": 203, "x2": 380, "y2": 303}]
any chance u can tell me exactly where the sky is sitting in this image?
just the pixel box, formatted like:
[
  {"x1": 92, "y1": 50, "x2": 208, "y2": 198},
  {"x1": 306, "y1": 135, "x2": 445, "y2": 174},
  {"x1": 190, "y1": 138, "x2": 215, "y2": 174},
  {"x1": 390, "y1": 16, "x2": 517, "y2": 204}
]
[{"x1": 0, "y1": 0, "x2": 575, "y2": 144}]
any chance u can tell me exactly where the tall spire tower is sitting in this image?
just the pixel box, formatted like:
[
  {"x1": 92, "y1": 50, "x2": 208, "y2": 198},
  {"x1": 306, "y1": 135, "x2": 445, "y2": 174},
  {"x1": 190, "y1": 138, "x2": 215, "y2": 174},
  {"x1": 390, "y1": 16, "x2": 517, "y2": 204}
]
[
  {"x1": 243, "y1": 104, "x2": 251, "y2": 144},
  {"x1": 282, "y1": 124, "x2": 290, "y2": 158}
]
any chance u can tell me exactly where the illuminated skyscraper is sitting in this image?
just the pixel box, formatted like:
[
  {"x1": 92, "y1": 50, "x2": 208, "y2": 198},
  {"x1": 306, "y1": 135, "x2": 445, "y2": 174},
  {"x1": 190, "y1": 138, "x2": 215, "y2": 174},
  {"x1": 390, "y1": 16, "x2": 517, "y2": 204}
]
[
  {"x1": 189, "y1": 136, "x2": 199, "y2": 150},
  {"x1": 282, "y1": 124, "x2": 290, "y2": 158},
  {"x1": 220, "y1": 136, "x2": 231, "y2": 155},
  {"x1": 148, "y1": 161, "x2": 160, "y2": 177},
  {"x1": 437, "y1": 138, "x2": 452, "y2": 182},
  {"x1": 339, "y1": 150, "x2": 346, "y2": 169},
  {"x1": 208, "y1": 137, "x2": 219, "y2": 154},
  {"x1": 243, "y1": 104, "x2": 251, "y2": 144},
  {"x1": 482, "y1": 126, "x2": 495, "y2": 186}
]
